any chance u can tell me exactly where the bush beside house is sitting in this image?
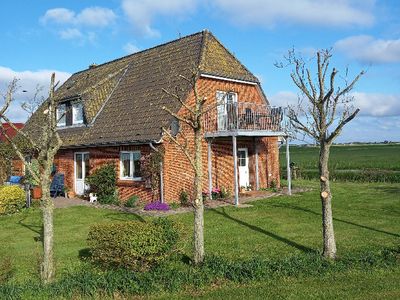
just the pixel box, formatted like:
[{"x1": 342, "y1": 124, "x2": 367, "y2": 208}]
[
  {"x1": 87, "y1": 219, "x2": 181, "y2": 271},
  {"x1": 86, "y1": 163, "x2": 118, "y2": 204},
  {"x1": 0, "y1": 185, "x2": 25, "y2": 215}
]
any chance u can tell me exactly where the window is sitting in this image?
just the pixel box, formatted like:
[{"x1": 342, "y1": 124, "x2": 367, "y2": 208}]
[
  {"x1": 56, "y1": 104, "x2": 66, "y2": 127},
  {"x1": 120, "y1": 151, "x2": 141, "y2": 180},
  {"x1": 216, "y1": 91, "x2": 237, "y2": 105},
  {"x1": 72, "y1": 102, "x2": 84, "y2": 124}
]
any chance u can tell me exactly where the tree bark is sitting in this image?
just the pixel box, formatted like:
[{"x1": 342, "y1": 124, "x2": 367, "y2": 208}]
[
  {"x1": 319, "y1": 142, "x2": 337, "y2": 259},
  {"x1": 193, "y1": 127, "x2": 204, "y2": 264},
  {"x1": 40, "y1": 177, "x2": 55, "y2": 283}
]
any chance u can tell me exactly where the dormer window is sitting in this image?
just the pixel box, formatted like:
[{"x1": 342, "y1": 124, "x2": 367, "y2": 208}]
[
  {"x1": 72, "y1": 102, "x2": 84, "y2": 125},
  {"x1": 56, "y1": 100, "x2": 85, "y2": 128},
  {"x1": 56, "y1": 104, "x2": 66, "y2": 127}
]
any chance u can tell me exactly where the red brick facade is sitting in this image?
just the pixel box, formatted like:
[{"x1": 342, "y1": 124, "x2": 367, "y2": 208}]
[
  {"x1": 162, "y1": 77, "x2": 281, "y2": 202},
  {"x1": 53, "y1": 145, "x2": 155, "y2": 202},
  {"x1": 14, "y1": 77, "x2": 281, "y2": 203}
]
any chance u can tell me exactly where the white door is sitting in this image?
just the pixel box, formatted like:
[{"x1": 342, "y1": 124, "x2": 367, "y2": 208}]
[
  {"x1": 74, "y1": 152, "x2": 89, "y2": 195},
  {"x1": 238, "y1": 148, "x2": 249, "y2": 187},
  {"x1": 217, "y1": 91, "x2": 237, "y2": 130}
]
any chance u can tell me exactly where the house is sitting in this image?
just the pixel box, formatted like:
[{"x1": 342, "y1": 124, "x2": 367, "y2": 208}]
[
  {"x1": 0, "y1": 123, "x2": 24, "y2": 181},
  {"x1": 22, "y1": 30, "x2": 289, "y2": 204},
  {"x1": 0, "y1": 123, "x2": 24, "y2": 142}
]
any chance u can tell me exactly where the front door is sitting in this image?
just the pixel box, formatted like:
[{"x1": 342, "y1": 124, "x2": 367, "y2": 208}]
[
  {"x1": 238, "y1": 148, "x2": 249, "y2": 187},
  {"x1": 74, "y1": 152, "x2": 89, "y2": 195}
]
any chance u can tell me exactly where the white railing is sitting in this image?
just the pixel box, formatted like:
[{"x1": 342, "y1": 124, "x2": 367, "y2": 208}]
[{"x1": 204, "y1": 102, "x2": 289, "y2": 134}]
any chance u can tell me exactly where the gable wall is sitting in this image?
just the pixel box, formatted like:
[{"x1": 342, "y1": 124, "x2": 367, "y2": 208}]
[{"x1": 162, "y1": 77, "x2": 280, "y2": 202}]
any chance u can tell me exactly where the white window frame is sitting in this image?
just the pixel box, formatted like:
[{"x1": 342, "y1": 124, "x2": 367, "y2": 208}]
[
  {"x1": 119, "y1": 151, "x2": 141, "y2": 180},
  {"x1": 56, "y1": 104, "x2": 66, "y2": 127},
  {"x1": 216, "y1": 91, "x2": 237, "y2": 106},
  {"x1": 72, "y1": 102, "x2": 84, "y2": 125}
]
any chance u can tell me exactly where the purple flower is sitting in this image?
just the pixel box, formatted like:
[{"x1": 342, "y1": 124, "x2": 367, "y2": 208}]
[{"x1": 144, "y1": 201, "x2": 170, "y2": 211}]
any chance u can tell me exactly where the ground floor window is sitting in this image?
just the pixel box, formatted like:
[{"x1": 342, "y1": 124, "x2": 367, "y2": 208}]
[{"x1": 120, "y1": 151, "x2": 141, "y2": 180}]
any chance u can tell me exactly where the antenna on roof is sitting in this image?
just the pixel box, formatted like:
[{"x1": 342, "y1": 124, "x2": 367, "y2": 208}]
[{"x1": 178, "y1": 30, "x2": 181, "y2": 39}]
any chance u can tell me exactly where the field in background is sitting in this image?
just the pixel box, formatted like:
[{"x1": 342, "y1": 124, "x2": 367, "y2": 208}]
[{"x1": 280, "y1": 144, "x2": 400, "y2": 182}]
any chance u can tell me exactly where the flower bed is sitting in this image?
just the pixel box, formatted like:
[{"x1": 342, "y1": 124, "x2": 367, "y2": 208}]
[{"x1": 144, "y1": 201, "x2": 170, "y2": 211}]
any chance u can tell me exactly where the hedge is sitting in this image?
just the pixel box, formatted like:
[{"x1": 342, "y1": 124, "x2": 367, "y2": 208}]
[
  {"x1": 87, "y1": 218, "x2": 181, "y2": 271},
  {"x1": 0, "y1": 185, "x2": 25, "y2": 215}
]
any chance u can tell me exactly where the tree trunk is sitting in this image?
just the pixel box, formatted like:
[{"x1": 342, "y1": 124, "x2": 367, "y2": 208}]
[
  {"x1": 193, "y1": 127, "x2": 204, "y2": 264},
  {"x1": 40, "y1": 175, "x2": 55, "y2": 283},
  {"x1": 319, "y1": 142, "x2": 337, "y2": 259}
]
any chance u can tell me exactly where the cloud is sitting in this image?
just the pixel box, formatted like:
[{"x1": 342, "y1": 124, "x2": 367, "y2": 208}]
[
  {"x1": 269, "y1": 91, "x2": 299, "y2": 107},
  {"x1": 211, "y1": 0, "x2": 375, "y2": 28},
  {"x1": 41, "y1": 7, "x2": 116, "y2": 28},
  {"x1": 334, "y1": 35, "x2": 400, "y2": 63},
  {"x1": 0, "y1": 66, "x2": 71, "y2": 122},
  {"x1": 40, "y1": 8, "x2": 75, "y2": 24},
  {"x1": 40, "y1": 6, "x2": 116, "y2": 43},
  {"x1": 123, "y1": 42, "x2": 140, "y2": 54},
  {"x1": 269, "y1": 90, "x2": 400, "y2": 117},
  {"x1": 121, "y1": 0, "x2": 197, "y2": 37},
  {"x1": 59, "y1": 28, "x2": 83, "y2": 40},
  {"x1": 352, "y1": 92, "x2": 400, "y2": 116}
]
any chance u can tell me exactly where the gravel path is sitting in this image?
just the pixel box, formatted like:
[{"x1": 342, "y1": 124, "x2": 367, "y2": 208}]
[{"x1": 53, "y1": 187, "x2": 310, "y2": 217}]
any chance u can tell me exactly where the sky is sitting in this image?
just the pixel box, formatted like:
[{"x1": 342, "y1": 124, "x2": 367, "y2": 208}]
[{"x1": 0, "y1": 0, "x2": 399, "y2": 143}]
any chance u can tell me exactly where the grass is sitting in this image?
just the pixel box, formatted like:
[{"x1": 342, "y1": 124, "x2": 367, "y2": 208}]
[
  {"x1": 280, "y1": 143, "x2": 400, "y2": 171},
  {"x1": 0, "y1": 180, "x2": 399, "y2": 298},
  {"x1": 157, "y1": 268, "x2": 400, "y2": 299}
]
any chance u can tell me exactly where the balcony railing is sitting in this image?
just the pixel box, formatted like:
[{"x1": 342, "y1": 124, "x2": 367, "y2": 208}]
[{"x1": 204, "y1": 102, "x2": 289, "y2": 136}]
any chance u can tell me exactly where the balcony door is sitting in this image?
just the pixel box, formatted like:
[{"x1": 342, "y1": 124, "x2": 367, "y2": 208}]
[
  {"x1": 74, "y1": 152, "x2": 89, "y2": 195},
  {"x1": 217, "y1": 91, "x2": 237, "y2": 130}
]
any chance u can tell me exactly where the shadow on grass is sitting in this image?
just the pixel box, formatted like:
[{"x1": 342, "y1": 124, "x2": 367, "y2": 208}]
[
  {"x1": 269, "y1": 203, "x2": 400, "y2": 238},
  {"x1": 78, "y1": 248, "x2": 91, "y2": 260},
  {"x1": 210, "y1": 207, "x2": 316, "y2": 254},
  {"x1": 17, "y1": 216, "x2": 43, "y2": 242},
  {"x1": 372, "y1": 185, "x2": 400, "y2": 195}
]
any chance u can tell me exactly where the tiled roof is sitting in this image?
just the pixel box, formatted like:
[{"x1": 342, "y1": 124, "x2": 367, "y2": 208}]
[{"x1": 24, "y1": 30, "x2": 260, "y2": 147}]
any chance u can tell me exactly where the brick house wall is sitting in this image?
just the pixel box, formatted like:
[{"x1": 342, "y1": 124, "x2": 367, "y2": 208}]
[
  {"x1": 162, "y1": 77, "x2": 281, "y2": 202},
  {"x1": 14, "y1": 77, "x2": 281, "y2": 204},
  {"x1": 53, "y1": 144, "x2": 155, "y2": 202}
]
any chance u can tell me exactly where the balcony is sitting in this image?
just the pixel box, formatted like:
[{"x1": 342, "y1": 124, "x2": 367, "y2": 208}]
[{"x1": 204, "y1": 102, "x2": 290, "y2": 138}]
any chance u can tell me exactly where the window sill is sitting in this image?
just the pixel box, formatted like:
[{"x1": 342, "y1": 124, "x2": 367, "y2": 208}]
[
  {"x1": 117, "y1": 178, "x2": 144, "y2": 187},
  {"x1": 56, "y1": 124, "x2": 86, "y2": 130}
]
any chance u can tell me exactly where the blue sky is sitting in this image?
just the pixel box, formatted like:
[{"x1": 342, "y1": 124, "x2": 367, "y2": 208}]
[{"x1": 1, "y1": 0, "x2": 399, "y2": 143}]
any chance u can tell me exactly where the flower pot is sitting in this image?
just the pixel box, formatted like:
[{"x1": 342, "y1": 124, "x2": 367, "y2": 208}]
[{"x1": 32, "y1": 186, "x2": 42, "y2": 199}]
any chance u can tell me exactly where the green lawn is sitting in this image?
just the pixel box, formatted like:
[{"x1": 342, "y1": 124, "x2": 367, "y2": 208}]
[
  {"x1": 157, "y1": 268, "x2": 400, "y2": 299},
  {"x1": 280, "y1": 143, "x2": 400, "y2": 171},
  {"x1": 1, "y1": 180, "x2": 399, "y2": 298}
]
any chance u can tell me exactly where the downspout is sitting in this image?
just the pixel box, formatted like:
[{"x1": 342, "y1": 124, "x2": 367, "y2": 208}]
[{"x1": 149, "y1": 141, "x2": 164, "y2": 203}]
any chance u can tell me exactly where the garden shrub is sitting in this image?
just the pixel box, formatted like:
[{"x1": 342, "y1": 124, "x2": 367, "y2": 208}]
[
  {"x1": 0, "y1": 185, "x2": 26, "y2": 215},
  {"x1": 219, "y1": 186, "x2": 231, "y2": 199},
  {"x1": 144, "y1": 201, "x2": 170, "y2": 211},
  {"x1": 179, "y1": 190, "x2": 189, "y2": 206},
  {"x1": 87, "y1": 218, "x2": 180, "y2": 271},
  {"x1": 86, "y1": 163, "x2": 117, "y2": 204},
  {"x1": 124, "y1": 195, "x2": 139, "y2": 208}
]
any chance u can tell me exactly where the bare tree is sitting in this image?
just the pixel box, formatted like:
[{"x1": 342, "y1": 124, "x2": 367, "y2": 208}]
[
  {"x1": 280, "y1": 49, "x2": 364, "y2": 259},
  {"x1": 0, "y1": 73, "x2": 62, "y2": 282},
  {"x1": 162, "y1": 69, "x2": 217, "y2": 264}
]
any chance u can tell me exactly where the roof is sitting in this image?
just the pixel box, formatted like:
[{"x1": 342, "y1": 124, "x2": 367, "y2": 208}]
[
  {"x1": 0, "y1": 123, "x2": 24, "y2": 142},
  {"x1": 24, "y1": 30, "x2": 261, "y2": 148}
]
